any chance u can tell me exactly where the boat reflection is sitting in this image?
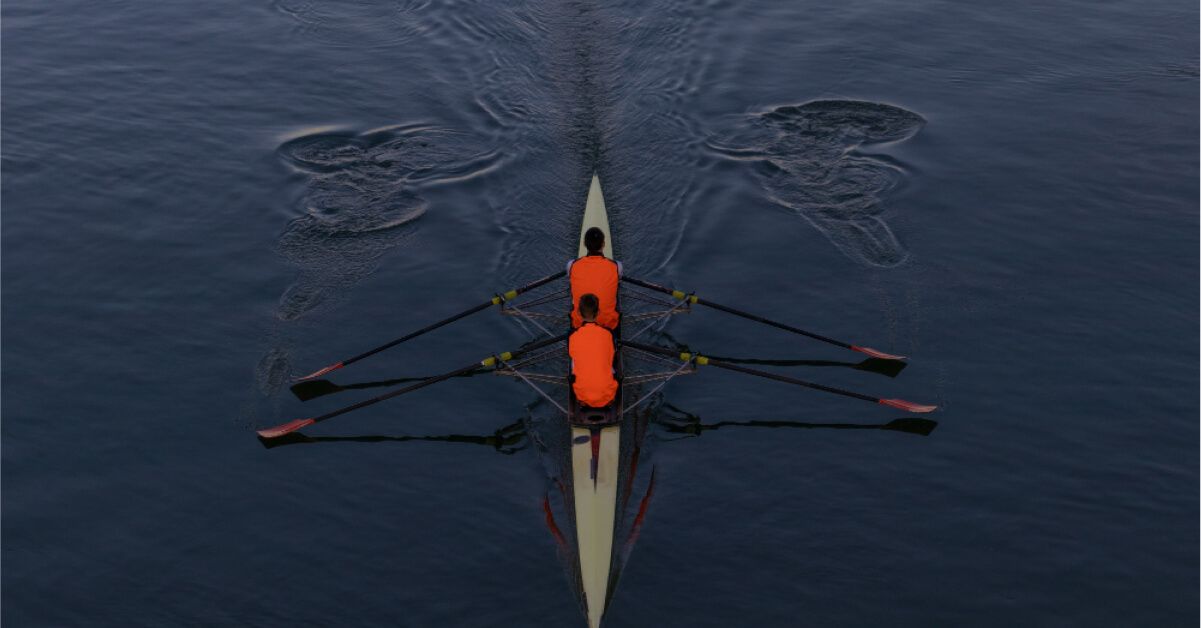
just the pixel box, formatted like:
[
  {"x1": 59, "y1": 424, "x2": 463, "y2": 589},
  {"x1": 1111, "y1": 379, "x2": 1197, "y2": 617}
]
[
  {"x1": 259, "y1": 407, "x2": 656, "y2": 627},
  {"x1": 258, "y1": 400, "x2": 934, "y2": 626}
]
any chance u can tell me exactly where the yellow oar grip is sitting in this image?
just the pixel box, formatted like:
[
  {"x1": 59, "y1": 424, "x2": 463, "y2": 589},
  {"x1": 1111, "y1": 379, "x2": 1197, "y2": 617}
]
[
  {"x1": 480, "y1": 351, "x2": 515, "y2": 367},
  {"x1": 670, "y1": 290, "x2": 699, "y2": 304},
  {"x1": 678, "y1": 352, "x2": 709, "y2": 365},
  {"x1": 490, "y1": 289, "x2": 519, "y2": 306}
]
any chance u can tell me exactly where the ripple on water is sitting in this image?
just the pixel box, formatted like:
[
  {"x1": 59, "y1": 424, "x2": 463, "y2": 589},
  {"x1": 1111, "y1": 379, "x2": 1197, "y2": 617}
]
[
  {"x1": 256, "y1": 124, "x2": 498, "y2": 394},
  {"x1": 270, "y1": 0, "x2": 435, "y2": 49},
  {"x1": 707, "y1": 100, "x2": 926, "y2": 268}
]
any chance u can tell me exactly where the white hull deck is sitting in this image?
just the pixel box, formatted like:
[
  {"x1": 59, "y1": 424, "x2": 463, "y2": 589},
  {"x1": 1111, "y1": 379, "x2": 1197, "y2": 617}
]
[{"x1": 570, "y1": 174, "x2": 620, "y2": 628}]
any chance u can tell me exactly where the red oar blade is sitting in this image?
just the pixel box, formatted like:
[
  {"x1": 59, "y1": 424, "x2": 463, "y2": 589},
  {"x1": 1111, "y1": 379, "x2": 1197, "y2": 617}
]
[
  {"x1": 852, "y1": 346, "x2": 906, "y2": 361},
  {"x1": 878, "y1": 398, "x2": 938, "y2": 413},
  {"x1": 295, "y1": 362, "x2": 344, "y2": 382},
  {"x1": 257, "y1": 418, "x2": 316, "y2": 440}
]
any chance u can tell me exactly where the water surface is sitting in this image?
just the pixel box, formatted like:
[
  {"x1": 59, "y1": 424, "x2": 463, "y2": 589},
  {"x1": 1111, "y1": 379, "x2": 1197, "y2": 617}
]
[{"x1": 3, "y1": 0, "x2": 1197, "y2": 626}]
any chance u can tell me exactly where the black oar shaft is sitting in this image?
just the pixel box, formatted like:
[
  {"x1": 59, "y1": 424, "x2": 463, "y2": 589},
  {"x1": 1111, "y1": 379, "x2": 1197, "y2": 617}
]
[
  {"x1": 705, "y1": 359, "x2": 875, "y2": 402},
  {"x1": 317, "y1": 332, "x2": 569, "y2": 425},
  {"x1": 704, "y1": 296, "x2": 848, "y2": 348},
  {"x1": 622, "y1": 340, "x2": 871, "y2": 401},
  {"x1": 342, "y1": 301, "x2": 492, "y2": 367},
  {"x1": 622, "y1": 276, "x2": 849, "y2": 348},
  {"x1": 260, "y1": 333, "x2": 570, "y2": 439},
  {"x1": 344, "y1": 270, "x2": 566, "y2": 366},
  {"x1": 309, "y1": 361, "x2": 481, "y2": 426},
  {"x1": 620, "y1": 341, "x2": 934, "y2": 412},
  {"x1": 299, "y1": 270, "x2": 566, "y2": 379},
  {"x1": 621, "y1": 276, "x2": 904, "y2": 360}
]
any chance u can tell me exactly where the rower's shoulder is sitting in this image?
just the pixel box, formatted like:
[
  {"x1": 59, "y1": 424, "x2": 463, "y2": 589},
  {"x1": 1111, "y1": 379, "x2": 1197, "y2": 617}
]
[
  {"x1": 568, "y1": 255, "x2": 622, "y2": 272},
  {"x1": 571, "y1": 322, "x2": 615, "y2": 337}
]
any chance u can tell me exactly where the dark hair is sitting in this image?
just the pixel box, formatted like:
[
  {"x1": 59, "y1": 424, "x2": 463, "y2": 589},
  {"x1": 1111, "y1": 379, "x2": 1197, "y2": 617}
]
[
  {"x1": 584, "y1": 227, "x2": 605, "y2": 254},
  {"x1": 578, "y1": 293, "x2": 600, "y2": 318}
]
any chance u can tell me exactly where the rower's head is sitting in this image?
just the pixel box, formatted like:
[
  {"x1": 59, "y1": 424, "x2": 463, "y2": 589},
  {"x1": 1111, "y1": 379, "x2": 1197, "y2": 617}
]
[
  {"x1": 578, "y1": 293, "x2": 599, "y2": 321},
  {"x1": 584, "y1": 227, "x2": 605, "y2": 255}
]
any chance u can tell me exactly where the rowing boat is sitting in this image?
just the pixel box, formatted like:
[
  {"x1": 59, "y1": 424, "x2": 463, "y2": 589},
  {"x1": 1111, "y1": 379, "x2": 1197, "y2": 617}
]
[
  {"x1": 260, "y1": 172, "x2": 937, "y2": 627},
  {"x1": 569, "y1": 174, "x2": 622, "y2": 628}
]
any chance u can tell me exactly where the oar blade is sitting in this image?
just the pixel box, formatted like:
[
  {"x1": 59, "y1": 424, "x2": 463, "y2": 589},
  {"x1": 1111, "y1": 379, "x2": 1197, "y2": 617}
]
[
  {"x1": 882, "y1": 418, "x2": 939, "y2": 436},
  {"x1": 257, "y1": 418, "x2": 316, "y2": 440},
  {"x1": 290, "y1": 379, "x2": 343, "y2": 402},
  {"x1": 295, "y1": 362, "x2": 344, "y2": 382},
  {"x1": 878, "y1": 398, "x2": 937, "y2": 413},
  {"x1": 257, "y1": 432, "x2": 317, "y2": 449},
  {"x1": 852, "y1": 346, "x2": 906, "y2": 361},
  {"x1": 852, "y1": 357, "x2": 908, "y2": 378}
]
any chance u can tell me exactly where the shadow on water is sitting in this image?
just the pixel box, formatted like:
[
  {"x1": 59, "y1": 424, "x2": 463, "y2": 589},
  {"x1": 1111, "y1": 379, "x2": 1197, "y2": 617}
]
[
  {"x1": 288, "y1": 369, "x2": 487, "y2": 402},
  {"x1": 654, "y1": 402, "x2": 938, "y2": 439},
  {"x1": 255, "y1": 410, "x2": 649, "y2": 626},
  {"x1": 255, "y1": 394, "x2": 935, "y2": 624},
  {"x1": 258, "y1": 407, "x2": 937, "y2": 450},
  {"x1": 687, "y1": 354, "x2": 908, "y2": 378},
  {"x1": 257, "y1": 418, "x2": 528, "y2": 452}
]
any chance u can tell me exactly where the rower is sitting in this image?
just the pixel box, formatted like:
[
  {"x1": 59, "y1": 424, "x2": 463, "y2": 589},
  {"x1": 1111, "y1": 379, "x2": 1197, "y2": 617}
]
[
  {"x1": 569, "y1": 293, "x2": 619, "y2": 408},
  {"x1": 569, "y1": 227, "x2": 621, "y2": 329}
]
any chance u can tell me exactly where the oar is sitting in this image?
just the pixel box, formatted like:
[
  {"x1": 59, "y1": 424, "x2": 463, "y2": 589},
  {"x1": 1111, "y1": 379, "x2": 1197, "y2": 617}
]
[
  {"x1": 621, "y1": 276, "x2": 905, "y2": 361},
  {"x1": 296, "y1": 270, "x2": 566, "y2": 380},
  {"x1": 258, "y1": 333, "x2": 569, "y2": 439},
  {"x1": 622, "y1": 340, "x2": 936, "y2": 413}
]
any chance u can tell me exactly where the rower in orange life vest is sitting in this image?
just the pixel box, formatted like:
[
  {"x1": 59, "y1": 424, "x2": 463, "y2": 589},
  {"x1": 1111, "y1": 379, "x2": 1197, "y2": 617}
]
[
  {"x1": 569, "y1": 227, "x2": 621, "y2": 330},
  {"x1": 569, "y1": 293, "x2": 619, "y2": 408}
]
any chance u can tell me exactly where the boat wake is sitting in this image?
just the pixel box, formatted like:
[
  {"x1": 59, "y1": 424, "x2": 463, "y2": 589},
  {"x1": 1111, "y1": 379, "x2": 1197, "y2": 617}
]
[
  {"x1": 706, "y1": 100, "x2": 926, "y2": 268},
  {"x1": 251, "y1": 124, "x2": 499, "y2": 396},
  {"x1": 269, "y1": 0, "x2": 434, "y2": 50},
  {"x1": 271, "y1": 124, "x2": 499, "y2": 323}
]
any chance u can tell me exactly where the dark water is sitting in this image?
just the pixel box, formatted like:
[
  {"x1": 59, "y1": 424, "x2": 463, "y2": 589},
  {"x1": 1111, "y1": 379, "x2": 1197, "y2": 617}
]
[{"x1": 3, "y1": 0, "x2": 1197, "y2": 626}]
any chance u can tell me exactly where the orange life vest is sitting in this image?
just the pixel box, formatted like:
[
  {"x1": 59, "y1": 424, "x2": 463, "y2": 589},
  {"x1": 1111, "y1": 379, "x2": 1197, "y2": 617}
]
[
  {"x1": 569, "y1": 255, "x2": 620, "y2": 329},
  {"x1": 569, "y1": 322, "x2": 618, "y2": 408}
]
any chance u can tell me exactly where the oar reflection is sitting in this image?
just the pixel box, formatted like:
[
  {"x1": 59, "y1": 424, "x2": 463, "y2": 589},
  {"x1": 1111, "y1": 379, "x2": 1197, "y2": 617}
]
[
  {"x1": 289, "y1": 369, "x2": 487, "y2": 402},
  {"x1": 256, "y1": 418, "x2": 527, "y2": 451},
  {"x1": 256, "y1": 414, "x2": 655, "y2": 625},
  {"x1": 697, "y1": 355, "x2": 908, "y2": 378},
  {"x1": 654, "y1": 403, "x2": 939, "y2": 438},
  {"x1": 256, "y1": 404, "x2": 934, "y2": 625}
]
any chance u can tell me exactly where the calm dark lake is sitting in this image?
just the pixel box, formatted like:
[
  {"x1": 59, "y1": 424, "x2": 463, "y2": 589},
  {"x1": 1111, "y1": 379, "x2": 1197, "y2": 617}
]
[{"x1": 3, "y1": 0, "x2": 1197, "y2": 626}]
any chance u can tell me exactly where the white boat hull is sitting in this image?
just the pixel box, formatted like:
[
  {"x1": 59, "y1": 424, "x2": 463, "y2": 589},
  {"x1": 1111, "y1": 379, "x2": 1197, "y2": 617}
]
[{"x1": 570, "y1": 174, "x2": 620, "y2": 628}]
